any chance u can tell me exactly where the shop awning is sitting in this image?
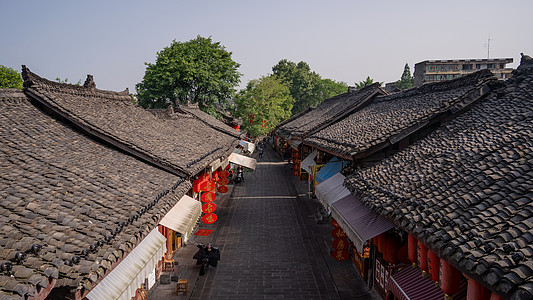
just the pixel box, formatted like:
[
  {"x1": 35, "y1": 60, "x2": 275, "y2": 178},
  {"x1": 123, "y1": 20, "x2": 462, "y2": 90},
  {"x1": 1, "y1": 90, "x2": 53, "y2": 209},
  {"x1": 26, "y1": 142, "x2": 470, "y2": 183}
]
[
  {"x1": 387, "y1": 266, "x2": 445, "y2": 300},
  {"x1": 331, "y1": 194, "x2": 395, "y2": 252},
  {"x1": 229, "y1": 152, "x2": 257, "y2": 170},
  {"x1": 289, "y1": 139, "x2": 302, "y2": 150},
  {"x1": 86, "y1": 228, "x2": 167, "y2": 300},
  {"x1": 315, "y1": 157, "x2": 349, "y2": 184},
  {"x1": 159, "y1": 195, "x2": 202, "y2": 241},
  {"x1": 239, "y1": 140, "x2": 256, "y2": 153},
  {"x1": 315, "y1": 172, "x2": 350, "y2": 208},
  {"x1": 300, "y1": 149, "x2": 318, "y2": 172}
]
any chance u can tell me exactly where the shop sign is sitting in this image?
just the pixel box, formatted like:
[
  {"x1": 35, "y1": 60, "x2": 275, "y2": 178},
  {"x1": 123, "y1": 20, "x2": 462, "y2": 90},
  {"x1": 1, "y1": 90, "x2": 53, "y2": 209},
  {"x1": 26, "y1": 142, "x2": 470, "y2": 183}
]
[
  {"x1": 199, "y1": 180, "x2": 215, "y2": 192},
  {"x1": 201, "y1": 192, "x2": 216, "y2": 202},
  {"x1": 331, "y1": 228, "x2": 347, "y2": 239},
  {"x1": 202, "y1": 213, "x2": 218, "y2": 224},
  {"x1": 331, "y1": 249, "x2": 349, "y2": 261},
  {"x1": 218, "y1": 178, "x2": 229, "y2": 186},
  {"x1": 219, "y1": 170, "x2": 230, "y2": 178},
  {"x1": 375, "y1": 259, "x2": 390, "y2": 292},
  {"x1": 202, "y1": 202, "x2": 217, "y2": 214},
  {"x1": 332, "y1": 238, "x2": 348, "y2": 250},
  {"x1": 217, "y1": 185, "x2": 229, "y2": 194}
]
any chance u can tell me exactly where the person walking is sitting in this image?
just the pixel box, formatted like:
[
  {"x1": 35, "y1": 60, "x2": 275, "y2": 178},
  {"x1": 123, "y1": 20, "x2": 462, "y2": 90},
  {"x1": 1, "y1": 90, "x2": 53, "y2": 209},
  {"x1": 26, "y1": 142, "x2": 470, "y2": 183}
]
[{"x1": 258, "y1": 144, "x2": 264, "y2": 160}]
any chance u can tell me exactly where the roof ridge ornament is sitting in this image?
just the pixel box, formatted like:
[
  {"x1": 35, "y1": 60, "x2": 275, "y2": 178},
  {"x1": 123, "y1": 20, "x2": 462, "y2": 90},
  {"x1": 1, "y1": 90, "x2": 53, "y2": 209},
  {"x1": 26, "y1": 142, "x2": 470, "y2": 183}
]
[{"x1": 83, "y1": 74, "x2": 96, "y2": 89}]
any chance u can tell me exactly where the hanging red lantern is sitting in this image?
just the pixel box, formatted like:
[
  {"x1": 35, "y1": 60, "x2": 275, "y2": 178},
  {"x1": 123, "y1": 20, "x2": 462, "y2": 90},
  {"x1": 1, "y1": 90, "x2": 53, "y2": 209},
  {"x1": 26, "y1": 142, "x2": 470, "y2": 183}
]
[
  {"x1": 466, "y1": 277, "x2": 491, "y2": 300},
  {"x1": 417, "y1": 240, "x2": 428, "y2": 271},
  {"x1": 440, "y1": 259, "x2": 462, "y2": 296},
  {"x1": 201, "y1": 192, "x2": 216, "y2": 202},
  {"x1": 199, "y1": 180, "x2": 215, "y2": 192},
  {"x1": 219, "y1": 170, "x2": 230, "y2": 178},
  {"x1": 218, "y1": 178, "x2": 229, "y2": 186},
  {"x1": 427, "y1": 249, "x2": 440, "y2": 282},
  {"x1": 331, "y1": 219, "x2": 340, "y2": 228},
  {"x1": 193, "y1": 173, "x2": 209, "y2": 193},
  {"x1": 331, "y1": 249, "x2": 349, "y2": 261},
  {"x1": 217, "y1": 185, "x2": 229, "y2": 194},
  {"x1": 408, "y1": 234, "x2": 417, "y2": 266},
  {"x1": 202, "y1": 213, "x2": 217, "y2": 224},
  {"x1": 331, "y1": 228, "x2": 347, "y2": 239},
  {"x1": 202, "y1": 202, "x2": 217, "y2": 214},
  {"x1": 332, "y1": 238, "x2": 348, "y2": 250}
]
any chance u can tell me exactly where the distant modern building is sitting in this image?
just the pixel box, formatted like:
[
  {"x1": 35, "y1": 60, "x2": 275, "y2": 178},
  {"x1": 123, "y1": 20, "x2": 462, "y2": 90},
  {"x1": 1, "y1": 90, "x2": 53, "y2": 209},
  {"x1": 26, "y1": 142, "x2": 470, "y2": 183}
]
[{"x1": 414, "y1": 58, "x2": 513, "y2": 86}]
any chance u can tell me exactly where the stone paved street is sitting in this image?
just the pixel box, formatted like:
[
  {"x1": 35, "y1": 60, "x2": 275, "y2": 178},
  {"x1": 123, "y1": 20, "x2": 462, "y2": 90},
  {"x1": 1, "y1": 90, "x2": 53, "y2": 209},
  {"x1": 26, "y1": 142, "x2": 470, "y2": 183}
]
[{"x1": 150, "y1": 143, "x2": 379, "y2": 300}]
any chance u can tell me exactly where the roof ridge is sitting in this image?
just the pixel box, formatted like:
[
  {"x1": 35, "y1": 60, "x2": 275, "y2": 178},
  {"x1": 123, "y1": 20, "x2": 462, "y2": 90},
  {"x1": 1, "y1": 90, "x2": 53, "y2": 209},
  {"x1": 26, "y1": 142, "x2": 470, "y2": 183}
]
[{"x1": 21, "y1": 65, "x2": 130, "y2": 99}]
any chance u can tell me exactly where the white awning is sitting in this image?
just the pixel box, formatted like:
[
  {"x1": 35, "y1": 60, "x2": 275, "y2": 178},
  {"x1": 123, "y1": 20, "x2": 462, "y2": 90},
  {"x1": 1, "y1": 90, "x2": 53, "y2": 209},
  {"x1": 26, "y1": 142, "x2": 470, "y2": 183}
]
[
  {"x1": 331, "y1": 195, "x2": 395, "y2": 253},
  {"x1": 315, "y1": 172, "x2": 351, "y2": 208},
  {"x1": 300, "y1": 150, "x2": 317, "y2": 172},
  {"x1": 229, "y1": 152, "x2": 257, "y2": 170},
  {"x1": 159, "y1": 195, "x2": 202, "y2": 242},
  {"x1": 86, "y1": 228, "x2": 167, "y2": 300},
  {"x1": 239, "y1": 140, "x2": 256, "y2": 153}
]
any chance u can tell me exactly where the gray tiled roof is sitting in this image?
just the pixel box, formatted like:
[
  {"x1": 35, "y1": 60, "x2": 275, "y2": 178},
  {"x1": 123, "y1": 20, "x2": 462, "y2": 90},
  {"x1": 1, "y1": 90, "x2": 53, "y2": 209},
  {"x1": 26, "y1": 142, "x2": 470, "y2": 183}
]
[
  {"x1": 276, "y1": 84, "x2": 384, "y2": 139},
  {"x1": 0, "y1": 88, "x2": 191, "y2": 298},
  {"x1": 305, "y1": 70, "x2": 496, "y2": 158},
  {"x1": 22, "y1": 66, "x2": 240, "y2": 177},
  {"x1": 344, "y1": 59, "x2": 533, "y2": 299},
  {"x1": 175, "y1": 104, "x2": 244, "y2": 139}
]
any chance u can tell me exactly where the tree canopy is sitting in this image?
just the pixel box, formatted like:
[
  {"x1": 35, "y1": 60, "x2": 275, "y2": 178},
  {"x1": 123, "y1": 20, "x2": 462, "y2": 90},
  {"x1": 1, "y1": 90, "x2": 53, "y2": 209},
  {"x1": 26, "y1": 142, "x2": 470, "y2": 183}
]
[
  {"x1": 395, "y1": 63, "x2": 414, "y2": 90},
  {"x1": 272, "y1": 59, "x2": 347, "y2": 115},
  {"x1": 355, "y1": 76, "x2": 380, "y2": 89},
  {"x1": 234, "y1": 75, "x2": 294, "y2": 138},
  {"x1": 0, "y1": 65, "x2": 23, "y2": 89},
  {"x1": 136, "y1": 36, "x2": 242, "y2": 115}
]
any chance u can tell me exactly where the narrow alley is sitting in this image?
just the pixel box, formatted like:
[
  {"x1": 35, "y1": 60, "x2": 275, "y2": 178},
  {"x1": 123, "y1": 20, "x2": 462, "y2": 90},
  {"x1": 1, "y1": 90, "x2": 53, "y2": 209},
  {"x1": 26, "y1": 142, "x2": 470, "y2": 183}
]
[{"x1": 151, "y1": 143, "x2": 378, "y2": 300}]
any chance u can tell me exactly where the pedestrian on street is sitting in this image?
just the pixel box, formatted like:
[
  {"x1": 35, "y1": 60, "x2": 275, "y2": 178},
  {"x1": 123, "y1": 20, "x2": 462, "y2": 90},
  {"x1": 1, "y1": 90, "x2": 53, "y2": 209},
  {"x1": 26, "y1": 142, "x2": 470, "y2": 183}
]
[{"x1": 258, "y1": 144, "x2": 264, "y2": 160}]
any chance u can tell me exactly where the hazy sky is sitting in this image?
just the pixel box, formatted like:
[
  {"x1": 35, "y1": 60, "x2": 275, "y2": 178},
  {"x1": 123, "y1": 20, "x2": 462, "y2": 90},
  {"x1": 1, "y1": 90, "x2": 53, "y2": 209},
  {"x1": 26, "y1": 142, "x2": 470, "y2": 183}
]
[{"x1": 2, "y1": 1, "x2": 532, "y2": 93}]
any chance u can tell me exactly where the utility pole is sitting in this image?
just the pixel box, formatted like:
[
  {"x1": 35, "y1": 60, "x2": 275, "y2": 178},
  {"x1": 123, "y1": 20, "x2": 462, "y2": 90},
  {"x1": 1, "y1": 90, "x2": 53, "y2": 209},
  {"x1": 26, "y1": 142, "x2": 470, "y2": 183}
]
[{"x1": 484, "y1": 35, "x2": 491, "y2": 60}]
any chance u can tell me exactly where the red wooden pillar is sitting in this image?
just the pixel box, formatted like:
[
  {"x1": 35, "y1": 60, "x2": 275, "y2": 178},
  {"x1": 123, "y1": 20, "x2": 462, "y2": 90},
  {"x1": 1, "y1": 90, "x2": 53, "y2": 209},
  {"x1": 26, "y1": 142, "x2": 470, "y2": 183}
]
[
  {"x1": 440, "y1": 259, "x2": 461, "y2": 296},
  {"x1": 408, "y1": 234, "x2": 417, "y2": 267},
  {"x1": 467, "y1": 277, "x2": 491, "y2": 300}
]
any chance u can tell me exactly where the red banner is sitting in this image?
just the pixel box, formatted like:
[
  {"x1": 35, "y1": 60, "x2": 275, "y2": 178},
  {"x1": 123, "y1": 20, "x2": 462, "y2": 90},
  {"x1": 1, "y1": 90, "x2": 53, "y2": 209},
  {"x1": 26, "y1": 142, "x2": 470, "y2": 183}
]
[
  {"x1": 331, "y1": 228, "x2": 347, "y2": 239},
  {"x1": 201, "y1": 192, "x2": 216, "y2": 203},
  {"x1": 194, "y1": 229, "x2": 213, "y2": 236},
  {"x1": 202, "y1": 213, "x2": 218, "y2": 224},
  {"x1": 199, "y1": 180, "x2": 215, "y2": 192},
  {"x1": 219, "y1": 170, "x2": 230, "y2": 178},
  {"x1": 218, "y1": 178, "x2": 229, "y2": 186},
  {"x1": 217, "y1": 185, "x2": 229, "y2": 194},
  {"x1": 202, "y1": 202, "x2": 217, "y2": 214},
  {"x1": 331, "y1": 249, "x2": 349, "y2": 261}
]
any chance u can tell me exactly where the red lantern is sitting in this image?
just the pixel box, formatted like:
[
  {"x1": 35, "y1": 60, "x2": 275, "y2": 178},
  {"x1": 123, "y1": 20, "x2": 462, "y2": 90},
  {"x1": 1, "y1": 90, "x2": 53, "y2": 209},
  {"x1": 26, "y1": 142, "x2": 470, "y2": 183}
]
[
  {"x1": 408, "y1": 234, "x2": 417, "y2": 266},
  {"x1": 490, "y1": 293, "x2": 504, "y2": 300},
  {"x1": 385, "y1": 236, "x2": 399, "y2": 264},
  {"x1": 331, "y1": 228, "x2": 347, "y2": 239},
  {"x1": 217, "y1": 185, "x2": 229, "y2": 194},
  {"x1": 218, "y1": 178, "x2": 229, "y2": 186},
  {"x1": 331, "y1": 249, "x2": 349, "y2": 261},
  {"x1": 466, "y1": 277, "x2": 490, "y2": 300},
  {"x1": 202, "y1": 213, "x2": 217, "y2": 224},
  {"x1": 220, "y1": 170, "x2": 230, "y2": 178},
  {"x1": 427, "y1": 249, "x2": 440, "y2": 282},
  {"x1": 440, "y1": 259, "x2": 462, "y2": 296},
  {"x1": 193, "y1": 173, "x2": 209, "y2": 193},
  {"x1": 199, "y1": 180, "x2": 215, "y2": 192},
  {"x1": 201, "y1": 192, "x2": 216, "y2": 202},
  {"x1": 417, "y1": 240, "x2": 428, "y2": 271},
  {"x1": 397, "y1": 244, "x2": 410, "y2": 264},
  {"x1": 292, "y1": 170, "x2": 299, "y2": 176},
  {"x1": 332, "y1": 239, "x2": 348, "y2": 250},
  {"x1": 331, "y1": 219, "x2": 340, "y2": 228},
  {"x1": 202, "y1": 202, "x2": 217, "y2": 214}
]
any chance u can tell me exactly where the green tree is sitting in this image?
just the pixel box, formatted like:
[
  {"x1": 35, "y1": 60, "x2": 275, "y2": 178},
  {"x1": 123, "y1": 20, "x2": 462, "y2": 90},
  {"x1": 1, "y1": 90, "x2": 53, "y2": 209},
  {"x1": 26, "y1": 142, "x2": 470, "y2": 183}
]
[
  {"x1": 355, "y1": 76, "x2": 380, "y2": 89},
  {"x1": 0, "y1": 65, "x2": 23, "y2": 89},
  {"x1": 272, "y1": 59, "x2": 346, "y2": 115},
  {"x1": 136, "y1": 36, "x2": 242, "y2": 114},
  {"x1": 55, "y1": 77, "x2": 82, "y2": 85},
  {"x1": 395, "y1": 63, "x2": 414, "y2": 90},
  {"x1": 234, "y1": 75, "x2": 294, "y2": 138}
]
